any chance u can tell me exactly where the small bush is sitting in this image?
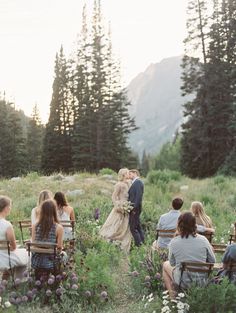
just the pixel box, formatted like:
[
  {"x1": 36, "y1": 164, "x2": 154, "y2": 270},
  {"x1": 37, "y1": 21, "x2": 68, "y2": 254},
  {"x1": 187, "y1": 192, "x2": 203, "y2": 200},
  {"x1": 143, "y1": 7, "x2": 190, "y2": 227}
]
[
  {"x1": 147, "y1": 170, "x2": 181, "y2": 185},
  {"x1": 99, "y1": 168, "x2": 116, "y2": 176}
]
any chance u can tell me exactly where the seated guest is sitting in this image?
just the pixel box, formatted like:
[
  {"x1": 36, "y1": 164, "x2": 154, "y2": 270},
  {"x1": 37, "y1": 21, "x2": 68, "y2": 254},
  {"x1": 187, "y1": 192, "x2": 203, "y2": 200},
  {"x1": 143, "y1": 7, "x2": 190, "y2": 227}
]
[
  {"x1": 54, "y1": 192, "x2": 75, "y2": 240},
  {"x1": 216, "y1": 244, "x2": 236, "y2": 284},
  {"x1": 153, "y1": 197, "x2": 183, "y2": 250},
  {"x1": 163, "y1": 212, "x2": 216, "y2": 297},
  {"x1": 0, "y1": 196, "x2": 28, "y2": 279},
  {"x1": 31, "y1": 199, "x2": 63, "y2": 279},
  {"x1": 31, "y1": 190, "x2": 53, "y2": 225},
  {"x1": 190, "y1": 201, "x2": 213, "y2": 228}
]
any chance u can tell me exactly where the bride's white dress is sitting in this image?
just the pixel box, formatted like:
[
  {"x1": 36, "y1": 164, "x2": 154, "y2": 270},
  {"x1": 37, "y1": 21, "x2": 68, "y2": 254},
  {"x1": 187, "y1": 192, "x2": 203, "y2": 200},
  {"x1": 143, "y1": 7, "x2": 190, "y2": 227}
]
[{"x1": 99, "y1": 181, "x2": 132, "y2": 253}]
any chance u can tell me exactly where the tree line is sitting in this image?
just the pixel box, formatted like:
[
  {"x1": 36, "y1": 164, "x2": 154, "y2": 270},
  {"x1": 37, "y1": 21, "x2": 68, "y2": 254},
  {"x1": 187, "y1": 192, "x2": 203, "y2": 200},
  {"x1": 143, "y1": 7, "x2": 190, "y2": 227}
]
[{"x1": 0, "y1": 0, "x2": 138, "y2": 178}]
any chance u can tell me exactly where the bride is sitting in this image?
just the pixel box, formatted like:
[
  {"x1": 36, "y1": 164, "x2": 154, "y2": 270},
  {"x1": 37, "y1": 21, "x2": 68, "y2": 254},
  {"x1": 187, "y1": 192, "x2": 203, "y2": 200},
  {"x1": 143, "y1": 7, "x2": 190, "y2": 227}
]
[{"x1": 99, "y1": 168, "x2": 132, "y2": 253}]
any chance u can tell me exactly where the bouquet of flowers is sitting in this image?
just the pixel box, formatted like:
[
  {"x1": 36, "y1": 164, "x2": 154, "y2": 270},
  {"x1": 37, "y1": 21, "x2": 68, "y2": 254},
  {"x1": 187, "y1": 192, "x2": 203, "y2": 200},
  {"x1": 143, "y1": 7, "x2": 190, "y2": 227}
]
[{"x1": 123, "y1": 201, "x2": 133, "y2": 215}]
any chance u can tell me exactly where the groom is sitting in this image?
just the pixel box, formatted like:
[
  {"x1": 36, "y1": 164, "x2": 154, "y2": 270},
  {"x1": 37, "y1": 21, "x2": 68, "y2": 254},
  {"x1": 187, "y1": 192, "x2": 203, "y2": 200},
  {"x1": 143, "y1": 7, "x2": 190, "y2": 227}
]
[{"x1": 128, "y1": 169, "x2": 144, "y2": 246}]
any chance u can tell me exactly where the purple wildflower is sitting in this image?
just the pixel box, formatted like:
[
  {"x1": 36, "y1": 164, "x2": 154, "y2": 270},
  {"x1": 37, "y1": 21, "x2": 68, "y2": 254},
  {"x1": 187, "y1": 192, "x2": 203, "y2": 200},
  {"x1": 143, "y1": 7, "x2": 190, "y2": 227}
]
[
  {"x1": 71, "y1": 276, "x2": 78, "y2": 283},
  {"x1": 131, "y1": 271, "x2": 139, "y2": 277},
  {"x1": 56, "y1": 287, "x2": 63, "y2": 296},
  {"x1": 56, "y1": 274, "x2": 62, "y2": 282},
  {"x1": 47, "y1": 278, "x2": 54, "y2": 285},
  {"x1": 154, "y1": 273, "x2": 161, "y2": 280},
  {"x1": 84, "y1": 290, "x2": 91, "y2": 297},
  {"x1": 71, "y1": 284, "x2": 78, "y2": 290},
  {"x1": 145, "y1": 282, "x2": 151, "y2": 288},
  {"x1": 27, "y1": 277, "x2": 33, "y2": 283},
  {"x1": 15, "y1": 278, "x2": 21, "y2": 286},
  {"x1": 35, "y1": 280, "x2": 41, "y2": 287},
  {"x1": 94, "y1": 208, "x2": 100, "y2": 220},
  {"x1": 22, "y1": 296, "x2": 28, "y2": 303},
  {"x1": 23, "y1": 270, "x2": 29, "y2": 277},
  {"x1": 27, "y1": 290, "x2": 33, "y2": 298},
  {"x1": 9, "y1": 297, "x2": 16, "y2": 304},
  {"x1": 15, "y1": 297, "x2": 22, "y2": 305},
  {"x1": 32, "y1": 288, "x2": 38, "y2": 295},
  {"x1": 100, "y1": 291, "x2": 108, "y2": 299},
  {"x1": 10, "y1": 291, "x2": 17, "y2": 298},
  {"x1": 62, "y1": 272, "x2": 67, "y2": 279},
  {"x1": 1, "y1": 280, "x2": 8, "y2": 286},
  {"x1": 46, "y1": 289, "x2": 52, "y2": 297}
]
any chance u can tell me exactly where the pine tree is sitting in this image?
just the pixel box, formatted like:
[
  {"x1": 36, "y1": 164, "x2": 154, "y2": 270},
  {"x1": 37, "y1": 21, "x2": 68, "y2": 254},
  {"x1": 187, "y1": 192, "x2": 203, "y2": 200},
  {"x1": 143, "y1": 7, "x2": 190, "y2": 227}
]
[
  {"x1": 42, "y1": 46, "x2": 72, "y2": 173},
  {"x1": 27, "y1": 104, "x2": 44, "y2": 172}
]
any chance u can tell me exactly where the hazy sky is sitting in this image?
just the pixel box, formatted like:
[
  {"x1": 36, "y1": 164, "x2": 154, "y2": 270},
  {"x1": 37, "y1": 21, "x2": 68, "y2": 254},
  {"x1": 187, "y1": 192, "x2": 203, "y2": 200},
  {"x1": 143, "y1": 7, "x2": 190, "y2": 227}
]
[{"x1": 0, "y1": 0, "x2": 188, "y2": 121}]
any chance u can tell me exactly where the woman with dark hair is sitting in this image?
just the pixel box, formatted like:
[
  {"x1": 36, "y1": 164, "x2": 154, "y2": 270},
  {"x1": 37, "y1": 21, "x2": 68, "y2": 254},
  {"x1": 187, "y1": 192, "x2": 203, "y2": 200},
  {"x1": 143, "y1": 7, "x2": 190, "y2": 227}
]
[
  {"x1": 31, "y1": 199, "x2": 63, "y2": 277},
  {"x1": 54, "y1": 192, "x2": 75, "y2": 240},
  {"x1": 162, "y1": 212, "x2": 216, "y2": 297}
]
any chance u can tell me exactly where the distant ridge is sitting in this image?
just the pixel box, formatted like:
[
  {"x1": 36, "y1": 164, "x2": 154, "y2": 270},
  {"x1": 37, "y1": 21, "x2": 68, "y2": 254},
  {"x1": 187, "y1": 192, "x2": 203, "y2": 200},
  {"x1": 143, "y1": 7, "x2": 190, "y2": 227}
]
[{"x1": 127, "y1": 55, "x2": 188, "y2": 156}]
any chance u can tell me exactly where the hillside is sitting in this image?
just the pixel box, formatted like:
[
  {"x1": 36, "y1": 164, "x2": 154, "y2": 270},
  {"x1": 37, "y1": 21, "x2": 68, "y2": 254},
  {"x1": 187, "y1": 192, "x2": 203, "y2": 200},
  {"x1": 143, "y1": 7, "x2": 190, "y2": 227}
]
[{"x1": 127, "y1": 56, "x2": 189, "y2": 156}]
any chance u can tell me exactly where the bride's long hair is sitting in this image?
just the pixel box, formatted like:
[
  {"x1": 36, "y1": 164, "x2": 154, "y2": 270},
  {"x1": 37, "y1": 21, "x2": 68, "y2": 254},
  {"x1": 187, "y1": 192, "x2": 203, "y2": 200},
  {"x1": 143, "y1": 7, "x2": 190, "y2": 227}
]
[{"x1": 118, "y1": 168, "x2": 129, "y2": 181}]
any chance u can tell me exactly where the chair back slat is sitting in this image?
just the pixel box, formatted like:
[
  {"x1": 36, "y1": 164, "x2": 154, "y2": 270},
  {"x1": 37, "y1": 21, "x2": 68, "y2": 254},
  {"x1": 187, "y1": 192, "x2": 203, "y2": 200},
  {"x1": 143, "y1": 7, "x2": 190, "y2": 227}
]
[
  {"x1": 156, "y1": 229, "x2": 176, "y2": 240},
  {"x1": 212, "y1": 243, "x2": 227, "y2": 254},
  {"x1": 0, "y1": 240, "x2": 10, "y2": 250}
]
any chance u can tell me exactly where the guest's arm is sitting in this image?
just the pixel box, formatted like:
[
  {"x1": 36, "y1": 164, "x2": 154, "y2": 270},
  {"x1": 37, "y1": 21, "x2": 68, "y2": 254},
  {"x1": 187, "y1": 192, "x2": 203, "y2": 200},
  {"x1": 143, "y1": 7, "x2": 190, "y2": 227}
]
[
  {"x1": 56, "y1": 224, "x2": 64, "y2": 250},
  {"x1": 6, "y1": 225, "x2": 17, "y2": 251},
  {"x1": 168, "y1": 242, "x2": 176, "y2": 267},
  {"x1": 69, "y1": 207, "x2": 75, "y2": 221},
  {"x1": 31, "y1": 224, "x2": 36, "y2": 241}
]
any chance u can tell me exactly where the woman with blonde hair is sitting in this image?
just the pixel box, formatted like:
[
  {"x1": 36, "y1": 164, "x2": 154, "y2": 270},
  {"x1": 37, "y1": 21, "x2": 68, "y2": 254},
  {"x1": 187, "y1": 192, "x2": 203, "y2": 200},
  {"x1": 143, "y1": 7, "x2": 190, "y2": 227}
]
[
  {"x1": 31, "y1": 190, "x2": 53, "y2": 225},
  {"x1": 190, "y1": 201, "x2": 213, "y2": 228},
  {"x1": 100, "y1": 168, "x2": 132, "y2": 253}
]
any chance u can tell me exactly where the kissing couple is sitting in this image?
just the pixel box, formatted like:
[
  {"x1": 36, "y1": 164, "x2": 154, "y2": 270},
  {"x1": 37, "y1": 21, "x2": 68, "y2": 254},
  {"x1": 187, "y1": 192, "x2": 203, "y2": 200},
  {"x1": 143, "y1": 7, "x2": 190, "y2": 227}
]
[{"x1": 99, "y1": 168, "x2": 144, "y2": 253}]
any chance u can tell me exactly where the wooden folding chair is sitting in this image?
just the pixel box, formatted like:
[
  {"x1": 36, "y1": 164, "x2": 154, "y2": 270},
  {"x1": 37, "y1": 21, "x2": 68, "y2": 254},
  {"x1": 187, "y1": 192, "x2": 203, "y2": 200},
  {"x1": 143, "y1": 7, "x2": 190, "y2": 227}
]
[
  {"x1": 60, "y1": 220, "x2": 76, "y2": 241},
  {"x1": 0, "y1": 240, "x2": 15, "y2": 283},
  {"x1": 212, "y1": 243, "x2": 227, "y2": 254},
  {"x1": 179, "y1": 261, "x2": 214, "y2": 289},
  {"x1": 26, "y1": 241, "x2": 59, "y2": 279},
  {"x1": 156, "y1": 228, "x2": 176, "y2": 240},
  {"x1": 18, "y1": 220, "x2": 32, "y2": 244},
  {"x1": 229, "y1": 234, "x2": 236, "y2": 244},
  {"x1": 199, "y1": 232, "x2": 214, "y2": 243}
]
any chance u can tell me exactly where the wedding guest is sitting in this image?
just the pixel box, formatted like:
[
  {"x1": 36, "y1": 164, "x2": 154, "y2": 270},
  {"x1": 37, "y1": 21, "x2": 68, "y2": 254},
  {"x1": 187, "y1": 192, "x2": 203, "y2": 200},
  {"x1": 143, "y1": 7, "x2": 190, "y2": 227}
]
[
  {"x1": 31, "y1": 190, "x2": 53, "y2": 225},
  {"x1": 190, "y1": 201, "x2": 213, "y2": 228},
  {"x1": 152, "y1": 197, "x2": 183, "y2": 250},
  {"x1": 215, "y1": 244, "x2": 236, "y2": 284},
  {"x1": 31, "y1": 199, "x2": 63, "y2": 279},
  {"x1": 54, "y1": 192, "x2": 75, "y2": 240},
  {"x1": 0, "y1": 196, "x2": 28, "y2": 279},
  {"x1": 163, "y1": 212, "x2": 216, "y2": 298}
]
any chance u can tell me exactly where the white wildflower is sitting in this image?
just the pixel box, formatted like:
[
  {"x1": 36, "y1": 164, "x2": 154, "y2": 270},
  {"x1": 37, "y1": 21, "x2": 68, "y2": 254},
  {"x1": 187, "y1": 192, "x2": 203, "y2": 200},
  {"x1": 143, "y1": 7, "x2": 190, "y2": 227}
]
[
  {"x1": 221, "y1": 238, "x2": 225, "y2": 243},
  {"x1": 163, "y1": 290, "x2": 169, "y2": 295},
  {"x1": 178, "y1": 293, "x2": 185, "y2": 298},
  {"x1": 4, "y1": 301, "x2": 11, "y2": 308},
  {"x1": 148, "y1": 297, "x2": 154, "y2": 302},
  {"x1": 144, "y1": 302, "x2": 148, "y2": 308},
  {"x1": 161, "y1": 306, "x2": 171, "y2": 313},
  {"x1": 177, "y1": 301, "x2": 185, "y2": 309},
  {"x1": 142, "y1": 295, "x2": 145, "y2": 301},
  {"x1": 148, "y1": 293, "x2": 153, "y2": 298},
  {"x1": 171, "y1": 299, "x2": 178, "y2": 303},
  {"x1": 177, "y1": 310, "x2": 185, "y2": 313},
  {"x1": 163, "y1": 295, "x2": 169, "y2": 299},
  {"x1": 163, "y1": 300, "x2": 169, "y2": 305}
]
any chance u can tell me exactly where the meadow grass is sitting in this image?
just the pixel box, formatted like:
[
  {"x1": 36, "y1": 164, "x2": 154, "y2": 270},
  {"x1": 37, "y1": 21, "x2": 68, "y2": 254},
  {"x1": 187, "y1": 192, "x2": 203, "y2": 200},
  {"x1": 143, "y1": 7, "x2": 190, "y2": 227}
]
[{"x1": 1, "y1": 172, "x2": 236, "y2": 312}]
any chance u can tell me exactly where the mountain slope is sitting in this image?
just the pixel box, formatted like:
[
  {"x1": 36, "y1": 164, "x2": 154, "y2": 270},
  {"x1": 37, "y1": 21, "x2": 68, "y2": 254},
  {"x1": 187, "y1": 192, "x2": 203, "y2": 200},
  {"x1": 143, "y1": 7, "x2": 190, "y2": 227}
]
[{"x1": 127, "y1": 56, "x2": 187, "y2": 156}]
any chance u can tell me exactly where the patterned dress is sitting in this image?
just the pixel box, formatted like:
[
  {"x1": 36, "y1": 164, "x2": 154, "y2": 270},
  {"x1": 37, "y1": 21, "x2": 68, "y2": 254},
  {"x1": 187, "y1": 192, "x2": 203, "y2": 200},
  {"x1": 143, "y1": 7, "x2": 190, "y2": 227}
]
[{"x1": 31, "y1": 224, "x2": 57, "y2": 269}]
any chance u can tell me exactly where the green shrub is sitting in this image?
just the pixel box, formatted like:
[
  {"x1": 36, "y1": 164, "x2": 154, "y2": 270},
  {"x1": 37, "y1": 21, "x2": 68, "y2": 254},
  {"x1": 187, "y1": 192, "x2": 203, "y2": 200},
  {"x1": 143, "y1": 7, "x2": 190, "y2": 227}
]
[
  {"x1": 147, "y1": 169, "x2": 181, "y2": 185},
  {"x1": 99, "y1": 168, "x2": 116, "y2": 176}
]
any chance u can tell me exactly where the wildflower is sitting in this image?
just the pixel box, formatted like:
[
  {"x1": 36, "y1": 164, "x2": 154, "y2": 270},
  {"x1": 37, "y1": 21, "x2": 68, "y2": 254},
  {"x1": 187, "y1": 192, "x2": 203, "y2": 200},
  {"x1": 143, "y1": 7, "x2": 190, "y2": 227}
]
[
  {"x1": 161, "y1": 306, "x2": 171, "y2": 313},
  {"x1": 131, "y1": 271, "x2": 139, "y2": 277},
  {"x1": 71, "y1": 276, "x2": 78, "y2": 283},
  {"x1": 163, "y1": 290, "x2": 169, "y2": 295},
  {"x1": 27, "y1": 277, "x2": 33, "y2": 283},
  {"x1": 144, "y1": 275, "x2": 151, "y2": 282},
  {"x1": 145, "y1": 282, "x2": 151, "y2": 288},
  {"x1": 100, "y1": 291, "x2": 108, "y2": 299},
  {"x1": 148, "y1": 293, "x2": 153, "y2": 298},
  {"x1": 163, "y1": 300, "x2": 169, "y2": 305},
  {"x1": 62, "y1": 272, "x2": 67, "y2": 279},
  {"x1": 46, "y1": 289, "x2": 52, "y2": 297},
  {"x1": 178, "y1": 293, "x2": 185, "y2": 298},
  {"x1": 48, "y1": 278, "x2": 54, "y2": 285},
  {"x1": 32, "y1": 288, "x2": 38, "y2": 295},
  {"x1": 9, "y1": 298, "x2": 16, "y2": 305},
  {"x1": 35, "y1": 280, "x2": 41, "y2": 287},
  {"x1": 56, "y1": 287, "x2": 63, "y2": 296},
  {"x1": 1, "y1": 280, "x2": 7, "y2": 286},
  {"x1": 142, "y1": 295, "x2": 146, "y2": 301},
  {"x1": 94, "y1": 208, "x2": 100, "y2": 220},
  {"x1": 148, "y1": 297, "x2": 154, "y2": 302},
  {"x1": 27, "y1": 290, "x2": 33, "y2": 298},
  {"x1": 84, "y1": 290, "x2": 92, "y2": 297},
  {"x1": 22, "y1": 296, "x2": 28, "y2": 303},
  {"x1": 163, "y1": 295, "x2": 169, "y2": 299},
  {"x1": 56, "y1": 274, "x2": 62, "y2": 281},
  {"x1": 71, "y1": 284, "x2": 79, "y2": 290},
  {"x1": 15, "y1": 297, "x2": 22, "y2": 305},
  {"x1": 4, "y1": 301, "x2": 11, "y2": 308},
  {"x1": 10, "y1": 291, "x2": 17, "y2": 298},
  {"x1": 15, "y1": 278, "x2": 21, "y2": 286},
  {"x1": 23, "y1": 270, "x2": 29, "y2": 277},
  {"x1": 154, "y1": 273, "x2": 161, "y2": 280},
  {"x1": 177, "y1": 301, "x2": 185, "y2": 309}
]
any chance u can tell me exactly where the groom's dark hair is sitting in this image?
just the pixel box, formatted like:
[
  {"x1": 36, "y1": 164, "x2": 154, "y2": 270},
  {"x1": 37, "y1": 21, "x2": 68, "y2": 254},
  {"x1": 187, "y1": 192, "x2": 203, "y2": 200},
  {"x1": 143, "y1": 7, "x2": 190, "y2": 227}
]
[
  {"x1": 129, "y1": 169, "x2": 140, "y2": 177},
  {"x1": 172, "y1": 197, "x2": 183, "y2": 210}
]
